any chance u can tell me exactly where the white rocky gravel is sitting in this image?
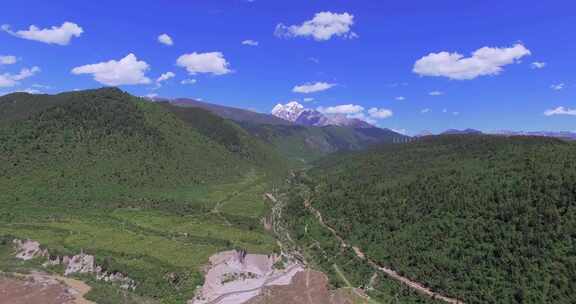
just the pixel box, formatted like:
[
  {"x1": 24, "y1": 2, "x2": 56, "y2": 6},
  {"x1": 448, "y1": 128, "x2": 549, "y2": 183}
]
[{"x1": 190, "y1": 250, "x2": 304, "y2": 304}]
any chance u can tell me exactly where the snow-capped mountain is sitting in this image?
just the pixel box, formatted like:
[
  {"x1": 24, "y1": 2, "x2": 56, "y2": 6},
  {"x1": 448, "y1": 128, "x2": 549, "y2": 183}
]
[
  {"x1": 271, "y1": 101, "x2": 304, "y2": 122},
  {"x1": 272, "y1": 101, "x2": 374, "y2": 128}
]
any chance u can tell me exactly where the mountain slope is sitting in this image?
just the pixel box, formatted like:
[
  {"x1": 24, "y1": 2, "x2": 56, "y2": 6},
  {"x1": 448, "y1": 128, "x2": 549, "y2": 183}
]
[
  {"x1": 0, "y1": 88, "x2": 283, "y2": 205},
  {"x1": 242, "y1": 123, "x2": 407, "y2": 165},
  {"x1": 285, "y1": 134, "x2": 576, "y2": 303},
  {"x1": 159, "y1": 102, "x2": 287, "y2": 178},
  {"x1": 165, "y1": 98, "x2": 406, "y2": 165},
  {"x1": 170, "y1": 98, "x2": 292, "y2": 126}
]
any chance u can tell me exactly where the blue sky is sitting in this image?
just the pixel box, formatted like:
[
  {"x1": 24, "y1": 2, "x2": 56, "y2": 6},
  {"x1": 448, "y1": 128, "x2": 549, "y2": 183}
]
[{"x1": 1, "y1": 0, "x2": 575, "y2": 134}]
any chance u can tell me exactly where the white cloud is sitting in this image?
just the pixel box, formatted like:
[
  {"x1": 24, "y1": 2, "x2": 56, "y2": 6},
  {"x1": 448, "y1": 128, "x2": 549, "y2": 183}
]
[
  {"x1": 176, "y1": 52, "x2": 231, "y2": 75},
  {"x1": 303, "y1": 97, "x2": 314, "y2": 102},
  {"x1": 442, "y1": 108, "x2": 448, "y2": 113},
  {"x1": 453, "y1": 111, "x2": 460, "y2": 116},
  {"x1": 71, "y1": 54, "x2": 151, "y2": 86},
  {"x1": 544, "y1": 106, "x2": 576, "y2": 116},
  {"x1": 413, "y1": 44, "x2": 531, "y2": 80},
  {"x1": 156, "y1": 72, "x2": 175, "y2": 83},
  {"x1": 315, "y1": 104, "x2": 393, "y2": 124},
  {"x1": 429, "y1": 91, "x2": 444, "y2": 96},
  {"x1": 145, "y1": 93, "x2": 158, "y2": 99},
  {"x1": 368, "y1": 107, "x2": 393, "y2": 119},
  {"x1": 395, "y1": 96, "x2": 406, "y2": 101},
  {"x1": 293, "y1": 82, "x2": 335, "y2": 93},
  {"x1": 181, "y1": 79, "x2": 197, "y2": 85},
  {"x1": 241, "y1": 40, "x2": 259, "y2": 46},
  {"x1": 308, "y1": 57, "x2": 320, "y2": 63},
  {"x1": 531, "y1": 61, "x2": 546, "y2": 69},
  {"x1": 317, "y1": 104, "x2": 364, "y2": 114},
  {"x1": 152, "y1": 72, "x2": 175, "y2": 89},
  {"x1": 550, "y1": 83, "x2": 565, "y2": 91},
  {"x1": 158, "y1": 34, "x2": 173, "y2": 46},
  {"x1": 12, "y1": 67, "x2": 40, "y2": 81},
  {"x1": 275, "y1": 12, "x2": 357, "y2": 41},
  {"x1": 32, "y1": 84, "x2": 50, "y2": 89},
  {"x1": 0, "y1": 66, "x2": 40, "y2": 87},
  {"x1": 0, "y1": 55, "x2": 17, "y2": 65},
  {"x1": 387, "y1": 82, "x2": 408, "y2": 88},
  {"x1": 421, "y1": 108, "x2": 431, "y2": 114},
  {"x1": 2, "y1": 22, "x2": 83, "y2": 45}
]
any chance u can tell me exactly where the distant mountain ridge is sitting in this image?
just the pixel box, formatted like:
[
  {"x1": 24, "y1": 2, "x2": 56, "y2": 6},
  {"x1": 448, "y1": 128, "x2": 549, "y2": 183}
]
[
  {"x1": 441, "y1": 128, "x2": 483, "y2": 135},
  {"x1": 422, "y1": 129, "x2": 576, "y2": 141},
  {"x1": 169, "y1": 98, "x2": 292, "y2": 126},
  {"x1": 162, "y1": 97, "x2": 407, "y2": 165},
  {"x1": 272, "y1": 101, "x2": 374, "y2": 128},
  {"x1": 492, "y1": 130, "x2": 576, "y2": 140}
]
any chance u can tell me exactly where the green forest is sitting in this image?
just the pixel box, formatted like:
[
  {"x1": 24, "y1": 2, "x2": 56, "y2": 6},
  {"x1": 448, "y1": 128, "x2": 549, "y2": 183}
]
[{"x1": 284, "y1": 135, "x2": 576, "y2": 303}]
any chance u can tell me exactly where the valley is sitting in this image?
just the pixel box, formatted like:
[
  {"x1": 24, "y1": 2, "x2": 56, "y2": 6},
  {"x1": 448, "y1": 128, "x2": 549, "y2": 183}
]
[
  {"x1": 0, "y1": 88, "x2": 391, "y2": 304},
  {"x1": 2, "y1": 3, "x2": 574, "y2": 304},
  {"x1": 1, "y1": 89, "x2": 575, "y2": 304}
]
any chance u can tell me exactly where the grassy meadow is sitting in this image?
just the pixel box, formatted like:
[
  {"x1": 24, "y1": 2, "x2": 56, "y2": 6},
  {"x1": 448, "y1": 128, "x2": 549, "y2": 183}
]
[{"x1": 0, "y1": 171, "x2": 277, "y2": 304}]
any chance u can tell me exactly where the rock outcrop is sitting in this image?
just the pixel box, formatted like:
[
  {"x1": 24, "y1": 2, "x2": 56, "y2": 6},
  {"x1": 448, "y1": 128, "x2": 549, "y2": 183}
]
[
  {"x1": 13, "y1": 239, "x2": 136, "y2": 290},
  {"x1": 13, "y1": 240, "x2": 49, "y2": 260}
]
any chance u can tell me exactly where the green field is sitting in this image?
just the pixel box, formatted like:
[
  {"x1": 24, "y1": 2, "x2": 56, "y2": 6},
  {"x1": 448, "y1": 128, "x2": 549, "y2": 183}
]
[{"x1": 0, "y1": 171, "x2": 278, "y2": 303}]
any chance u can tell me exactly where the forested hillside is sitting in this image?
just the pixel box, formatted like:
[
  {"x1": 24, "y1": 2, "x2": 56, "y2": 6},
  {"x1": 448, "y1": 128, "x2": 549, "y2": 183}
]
[
  {"x1": 243, "y1": 123, "x2": 406, "y2": 165},
  {"x1": 159, "y1": 102, "x2": 286, "y2": 178},
  {"x1": 0, "y1": 88, "x2": 284, "y2": 303},
  {"x1": 0, "y1": 88, "x2": 286, "y2": 206},
  {"x1": 169, "y1": 98, "x2": 292, "y2": 126},
  {"x1": 284, "y1": 135, "x2": 576, "y2": 303}
]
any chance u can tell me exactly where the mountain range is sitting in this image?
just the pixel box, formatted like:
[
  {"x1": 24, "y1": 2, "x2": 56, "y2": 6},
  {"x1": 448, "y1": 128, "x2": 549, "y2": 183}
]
[
  {"x1": 271, "y1": 101, "x2": 374, "y2": 128},
  {"x1": 492, "y1": 130, "x2": 576, "y2": 140},
  {"x1": 441, "y1": 128, "x2": 483, "y2": 135},
  {"x1": 416, "y1": 128, "x2": 576, "y2": 141},
  {"x1": 150, "y1": 97, "x2": 408, "y2": 165}
]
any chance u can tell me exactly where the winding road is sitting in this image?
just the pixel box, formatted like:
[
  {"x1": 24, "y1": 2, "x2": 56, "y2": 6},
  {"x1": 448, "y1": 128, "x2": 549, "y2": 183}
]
[{"x1": 302, "y1": 197, "x2": 465, "y2": 304}]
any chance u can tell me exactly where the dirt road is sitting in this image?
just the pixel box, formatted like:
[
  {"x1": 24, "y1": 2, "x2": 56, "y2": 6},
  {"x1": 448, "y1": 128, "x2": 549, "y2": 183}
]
[
  {"x1": 0, "y1": 272, "x2": 94, "y2": 304},
  {"x1": 303, "y1": 198, "x2": 465, "y2": 304}
]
